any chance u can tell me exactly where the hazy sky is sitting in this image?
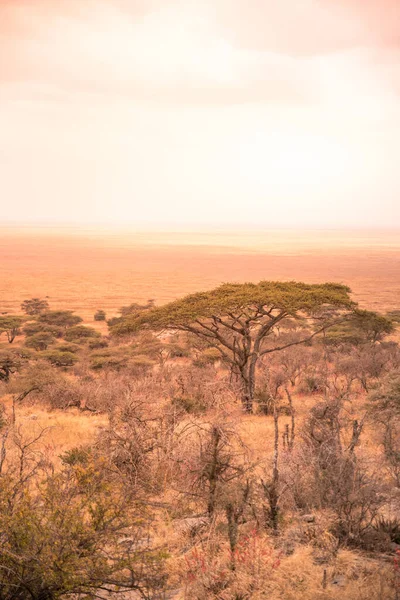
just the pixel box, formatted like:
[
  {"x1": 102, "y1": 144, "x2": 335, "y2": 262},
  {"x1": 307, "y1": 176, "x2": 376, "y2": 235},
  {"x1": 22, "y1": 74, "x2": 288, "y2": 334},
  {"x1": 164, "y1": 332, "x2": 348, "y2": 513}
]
[{"x1": 1, "y1": 0, "x2": 399, "y2": 228}]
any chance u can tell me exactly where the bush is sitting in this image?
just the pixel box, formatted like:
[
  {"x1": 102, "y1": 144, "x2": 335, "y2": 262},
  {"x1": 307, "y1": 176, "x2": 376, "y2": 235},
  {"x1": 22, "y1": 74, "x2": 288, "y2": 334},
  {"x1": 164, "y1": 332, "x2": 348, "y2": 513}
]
[
  {"x1": 0, "y1": 348, "x2": 25, "y2": 382},
  {"x1": 0, "y1": 441, "x2": 167, "y2": 600},
  {"x1": 25, "y1": 332, "x2": 56, "y2": 351},
  {"x1": 193, "y1": 347, "x2": 221, "y2": 368},
  {"x1": 88, "y1": 338, "x2": 109, "y2": 349},
  {"x1": 21, "y1": 297, "x2": 49, "y2": 315},
  {"x1": 94, "y1": 309, "x2": 106, "y2": 321},
  {"x1": 171, "y1": 395, "x2": 208, "y2": 414},
  {"x1": 56, "y1": 342, "x2": 81, "y2": 353},
  {"x1": 182, "y1": 532, "x2": 280, "y2": 599},
  {"x1": 373, "y1": 516, "x2": 400, "y2": 544},
  {"x1": 41, "y1": 350, "x2": 78, "y2": 367},
  {"x1": 64, "y1": 325, "x2": 101, "y2": 343},
  {"x1": 89, "y1": 347, "x2": 132, "y2": 370},
  {"x1": 38, "y1": 310, "x2": 83, "y2": 330},
  {"x1": 23, "y1": 321, "x2": 64, "y2": 338}
]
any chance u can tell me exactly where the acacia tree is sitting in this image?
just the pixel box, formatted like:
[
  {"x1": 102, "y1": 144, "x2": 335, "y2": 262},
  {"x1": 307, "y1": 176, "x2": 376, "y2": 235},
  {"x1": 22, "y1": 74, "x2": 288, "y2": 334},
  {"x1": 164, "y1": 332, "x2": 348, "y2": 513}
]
[
  {"x1": 21, "y1": 297, "x2": 49, "y2": 316},
  {"x1": 0, "y1": 316, "x2": 25, "y2": 344},
  {"x1": 112, "y1": 281, "x2": 356, "y2": 412},
  {"x1": 0, "y1": 349, "x2": 25, "y2": 382},
  {"x1": 38, "y1": 310, "x2": 83, "y2": 331}
]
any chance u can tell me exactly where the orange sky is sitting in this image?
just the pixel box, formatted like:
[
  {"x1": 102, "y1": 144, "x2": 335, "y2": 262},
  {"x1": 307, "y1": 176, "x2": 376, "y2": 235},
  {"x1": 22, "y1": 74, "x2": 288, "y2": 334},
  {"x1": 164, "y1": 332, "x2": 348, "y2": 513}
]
[{"x1": 0, "y1": 0, "x2": 399, "y2": 228}]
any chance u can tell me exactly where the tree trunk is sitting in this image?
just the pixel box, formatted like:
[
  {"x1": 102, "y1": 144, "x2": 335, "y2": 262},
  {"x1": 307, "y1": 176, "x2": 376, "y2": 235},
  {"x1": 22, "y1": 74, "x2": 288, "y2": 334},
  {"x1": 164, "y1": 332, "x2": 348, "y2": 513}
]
[
  {"x1": 285, "y1": 386, "x2": 295, "y2": 451},
  {"x1": 262, "y1": 398, "x2": 280, "y2": 533},
  {"x1": 239, "y1": 359, "x2": 257, "y2": 413},
  {"x1": 207, "y1": 426, "x2": 221, "y2": 517}
]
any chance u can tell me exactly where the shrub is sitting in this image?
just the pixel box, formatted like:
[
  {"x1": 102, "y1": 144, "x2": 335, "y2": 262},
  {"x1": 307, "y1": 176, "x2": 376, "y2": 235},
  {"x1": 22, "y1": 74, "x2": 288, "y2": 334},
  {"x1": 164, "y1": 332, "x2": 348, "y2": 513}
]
[
  {"x1": 41, "y1": 350, "x2": 78, "y2": 367},
  {"x1": 88, "y1": 338, "x2": 109, "y2": 349},
  {"x1": 64, "y1": 325, "x2": 101, "y2": 342},
  {"x1": 193, "y1": 347, "x2": 221, "y2": 368},
  {"x1": 38, "y1": 310, "x2": 83, "y2": 330},
  {"x1": 23, "y1": 321, "x2": 64, "y2": 338},
  {"x1": 373, "y1": 516, "x2": 400, "y2": 544},
  {"x1": 94, "y1": 309, "x2": 106, "y2": 321},
  {"x1": 182, "y1": 532, "x2": 280, "y2": 599},
  {"x1": 89, "y1": 347, "x2": 132, "y2": 370},
  {"x1": 21, "y1": 297, "x2": 49, "y2": 315},
  {"x1": 25, "y1": 332, "x2": 56, "y2": 351},
  {"x1": 0, "y1": 441, "x2": 167, "y2": 600},
  {"x1": 0, "y1": 315, "x2": 25, "y2": 343},
  {"x1": 171, "y1": 395, "x2": 208, "y2": 414},
  {"x1": 56, "y1": 342, "x2": 81, "y2": 353}
]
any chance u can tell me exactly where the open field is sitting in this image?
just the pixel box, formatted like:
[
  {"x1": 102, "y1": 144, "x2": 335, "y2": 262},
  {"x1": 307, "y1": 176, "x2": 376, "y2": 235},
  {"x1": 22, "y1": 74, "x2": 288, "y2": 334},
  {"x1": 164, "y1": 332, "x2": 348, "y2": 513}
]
[{"x1": 1, "y1": 227, "x2": 399, "y2": 319}]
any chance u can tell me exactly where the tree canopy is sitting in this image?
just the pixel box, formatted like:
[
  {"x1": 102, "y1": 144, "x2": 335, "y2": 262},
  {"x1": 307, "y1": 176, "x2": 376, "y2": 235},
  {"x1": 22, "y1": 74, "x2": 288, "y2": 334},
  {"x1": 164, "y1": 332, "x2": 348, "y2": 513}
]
[
  {"x1": 21, "y1": 297, "x2": 49, "y2": 315},
  {"x1": 0, "y1": 316, "x2": 25, "y2": 344},
  {"x1": 38, "y1": 310, "x2": 83, "y2": 330}
]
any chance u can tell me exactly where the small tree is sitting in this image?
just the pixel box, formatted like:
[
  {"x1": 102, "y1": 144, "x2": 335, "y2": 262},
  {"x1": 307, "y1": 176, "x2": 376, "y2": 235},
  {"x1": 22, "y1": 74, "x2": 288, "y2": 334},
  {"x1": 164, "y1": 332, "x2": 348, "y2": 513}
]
[
  {"x1": 369, "y1": 375, "x2": 400, "y2": 487},
  {"x1": 23, "y1": 321, "x2": 64, "y2": 338},
  {"x1": 25, "y1": 332, "x2": 56, "y2": 351},
  {"x1": 21, "y1": 297, "x2": 49, "y2": 315},
  {"x1": 38, "y1": 310, "x2": 83, "y2": 330},
  {"x1": 0, "y1": 348, "x2": 25, "y2": 382},
  {"x1": 112, "y1": 281, "x2": 356, "y2": 412},
  {"x1": 0, "y1": 315, "x2": 25, "y2": 343},
  {"x1": 41, "y1": 349, "x2": 78, "y2": 367},
  {"x1": 324, "y1": 309, "x2": 394, "y2": 347},
  {"x1": 64, "y1": 324, "x2": 101, "y2": 342}
]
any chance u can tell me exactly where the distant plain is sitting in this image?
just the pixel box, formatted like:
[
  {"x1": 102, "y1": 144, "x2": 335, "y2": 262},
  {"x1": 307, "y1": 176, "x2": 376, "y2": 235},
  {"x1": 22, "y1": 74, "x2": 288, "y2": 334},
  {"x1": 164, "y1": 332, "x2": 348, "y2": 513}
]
[{"x1": 1, "y1": 227, "x2": 399, "y2": 319}]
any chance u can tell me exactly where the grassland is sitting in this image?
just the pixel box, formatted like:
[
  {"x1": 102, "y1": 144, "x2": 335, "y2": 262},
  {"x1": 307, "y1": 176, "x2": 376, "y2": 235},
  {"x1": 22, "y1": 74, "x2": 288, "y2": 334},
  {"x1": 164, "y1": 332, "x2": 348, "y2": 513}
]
[
  {"x1": 1, "y1": 227, "x2": 399, "y2": 321},
  {"x1": 1, "y1": 226, "x2": 399, "y2": 599}
]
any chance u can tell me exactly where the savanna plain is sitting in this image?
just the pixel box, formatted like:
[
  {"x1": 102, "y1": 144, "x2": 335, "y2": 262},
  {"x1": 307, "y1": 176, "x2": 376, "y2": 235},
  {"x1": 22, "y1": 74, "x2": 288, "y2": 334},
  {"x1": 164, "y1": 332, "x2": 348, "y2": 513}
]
[{"x1": 1, "y1": 227, "x2": 400, "y2": 600}]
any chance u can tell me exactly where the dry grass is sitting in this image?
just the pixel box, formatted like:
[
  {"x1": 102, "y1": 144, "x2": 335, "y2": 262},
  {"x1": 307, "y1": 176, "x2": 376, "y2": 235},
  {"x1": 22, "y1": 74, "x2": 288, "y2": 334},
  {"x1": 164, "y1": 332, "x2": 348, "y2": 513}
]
[{"x1": 2, "y1": 398, "x2": 107, "y2": 467}]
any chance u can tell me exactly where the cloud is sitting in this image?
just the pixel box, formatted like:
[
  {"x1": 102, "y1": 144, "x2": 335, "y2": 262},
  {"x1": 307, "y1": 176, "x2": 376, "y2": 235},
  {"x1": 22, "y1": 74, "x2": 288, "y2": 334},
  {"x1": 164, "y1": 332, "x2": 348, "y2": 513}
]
[{"x1": 0, "y1": 1, "x2": 321, "y2": 104}]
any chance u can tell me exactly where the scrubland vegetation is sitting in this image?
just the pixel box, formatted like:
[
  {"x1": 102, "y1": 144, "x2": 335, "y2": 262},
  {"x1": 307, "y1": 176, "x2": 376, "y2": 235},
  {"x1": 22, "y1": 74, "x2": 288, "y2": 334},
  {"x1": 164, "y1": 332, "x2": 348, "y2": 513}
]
[{"x1": 1, "y1": 281, "x2": 400, "y2": 599}]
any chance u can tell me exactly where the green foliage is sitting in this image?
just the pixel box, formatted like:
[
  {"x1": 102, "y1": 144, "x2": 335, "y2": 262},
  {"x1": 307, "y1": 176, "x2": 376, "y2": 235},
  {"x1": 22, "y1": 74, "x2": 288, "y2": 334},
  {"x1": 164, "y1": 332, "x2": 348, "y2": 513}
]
[
  {"x1": 5, "y1": 361, "x2": 59, "y2": 397},
  {"x1": 0, "y1": 347, "x2": 24, "y2": 382},
  {"x1": 56, "y1": 342, "x2": 81, "y2": 353},
  {"x1": 93, "y1": 309, "x2": 106, "y2": 321},
  {"x1": 89, "y1": 346, "x2": 133, "y2": 370},
  {"x1": 38, "y1": 310, "x2": 83, "y2": 330},
  {"x1": 88, "y1": 337, "x2": 109, "y2": 349},
  {"x1": 120, "y1": 299, "x2": 155, "y2": 317},
  {"x1": 387, "y1": 310, "x2": 400, "y2": 324},
  {"x1": 25, "y1": 332, "x2": 56, "y2": 351},
  {"x1": 89, "y1": 346, "x2": 155, "y2": 373},
  {"x1": 192, "y1": 347, "x2": 221, "y2": 368},
  {"x1": 21, "y1": 297, "x2": 49, "y2": 315},
  {"x1": 108, "y1": 299, "x2": 155, "y2": 329},
  {"x1": 0, "y1": 315, "x2": 25, "y2": 343},
  {"x1": 41, "y1": 349, "x2": 78, "y2": 367},
  {"x1": 111, "y1": 281, "x2": 355, "y2": 412},
  {"x1": 0, "y1": 453, "x2": 167, "y2": 599},
  {"x1": 64, "y1": 325, "x2": 101, "y2": 343},
  {"x1": 23, "y1": 321, "x2": 64, "y2": 338},
  {"x1": 60, "y1": 445, "x2": 92, "y2": 466},
  {"x1": 112, "y1": 281, "x2": 354, "y2": 335},
  {"x1": 325, "y1": 309, "x2": 394, "y2": 346}
]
